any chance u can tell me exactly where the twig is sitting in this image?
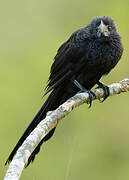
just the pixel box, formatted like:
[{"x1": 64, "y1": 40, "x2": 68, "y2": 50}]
[{"x1": 4, "y1": 78, "x2": 129, "y2": 180}]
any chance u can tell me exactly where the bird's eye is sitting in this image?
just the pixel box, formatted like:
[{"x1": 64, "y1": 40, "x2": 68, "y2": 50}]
[
  {"x1": 96, "y1": 21, "x2": 101, "y2": 26},
  {"x1": 108, "y1": 26, "x2": 112, "y2": 30}
]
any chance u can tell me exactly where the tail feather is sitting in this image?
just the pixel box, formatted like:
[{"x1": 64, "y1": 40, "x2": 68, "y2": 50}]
[
  {"x1": 5, "y1": 81, "x2": 78, "y2": 166},
  {"x1": 25, "y1": 127, "x2": 56, "y2": 167},
  {"x1": 5, "y1": 91, "x2": 58, "y2": 165}
]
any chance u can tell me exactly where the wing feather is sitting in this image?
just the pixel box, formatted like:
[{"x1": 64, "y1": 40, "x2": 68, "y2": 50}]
[{"x1": 44, "y1": 30, "x2": 87, "y2": 95}]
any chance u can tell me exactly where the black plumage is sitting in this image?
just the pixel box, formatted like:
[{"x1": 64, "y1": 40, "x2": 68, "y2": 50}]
[{"x1": 6, "y1": 16, "x2": 123, "y2": 167}]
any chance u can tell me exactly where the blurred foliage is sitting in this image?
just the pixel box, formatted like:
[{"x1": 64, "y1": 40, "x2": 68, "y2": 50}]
[{"x1": 1, "y1": 0, "x2": 129, "y2": 179}]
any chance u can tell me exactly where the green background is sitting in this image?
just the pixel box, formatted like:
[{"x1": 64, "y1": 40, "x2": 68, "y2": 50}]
[{"x1": 1, "y1": 0, "x2": 129, "y2": 179}]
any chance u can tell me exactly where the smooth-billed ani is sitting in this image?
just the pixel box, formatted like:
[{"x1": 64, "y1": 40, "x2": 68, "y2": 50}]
[{"x1": 5, "y1": 16, "x2": 123, "y2": 167}]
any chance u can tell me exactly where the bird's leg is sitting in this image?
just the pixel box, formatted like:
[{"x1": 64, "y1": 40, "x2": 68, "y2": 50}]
[
  {"x1": 74, "y1": 80, "x2": 96, "y2": 107},
  {"x1": 96, "y1": 81, "x2": 110, "y2": 102}
]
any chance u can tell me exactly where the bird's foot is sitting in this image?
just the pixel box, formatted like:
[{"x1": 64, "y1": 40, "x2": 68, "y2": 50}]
[
  {"x1": 74, "y1": 80, "x2": 96, "y2": 108},
  {"x1": 78, "y1": 89, "x2": 96, "y2": 108},
  {"x1": 96, "y1": 81, "x2": 110, "y2": 102}
]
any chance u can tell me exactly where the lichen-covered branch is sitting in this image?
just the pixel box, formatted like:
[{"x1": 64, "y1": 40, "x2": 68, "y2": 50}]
[{"x1": 4, "y1": 78, "x2": 129, "y2": 180}]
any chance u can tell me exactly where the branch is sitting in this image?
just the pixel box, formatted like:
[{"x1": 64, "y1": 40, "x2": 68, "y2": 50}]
[{"x1": 4, "y1": 78, "x2": 129, "y2": 180}]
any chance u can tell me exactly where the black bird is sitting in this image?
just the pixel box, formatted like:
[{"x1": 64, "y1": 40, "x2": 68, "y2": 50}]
[{"x1": 6, "y1": 16, "x2": 123, "y2": 167}]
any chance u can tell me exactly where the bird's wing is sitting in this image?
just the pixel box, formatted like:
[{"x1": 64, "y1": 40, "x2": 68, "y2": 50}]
[
  {"x1": 44, "y1": 31, "x2": 86, "y2": 96},
  {"x1": 43, "y1": 70, "x2": 72, "y2": 96}
]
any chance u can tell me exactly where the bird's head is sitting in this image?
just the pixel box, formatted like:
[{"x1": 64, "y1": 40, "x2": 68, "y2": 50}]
[{"x1": 86, "y1": 16, "x2": 119, "y2": 39}]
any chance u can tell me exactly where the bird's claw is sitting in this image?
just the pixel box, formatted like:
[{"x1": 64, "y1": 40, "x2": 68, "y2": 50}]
[
  {"x1": 88, "y1": 91, "x2": 96, "y2": 108},
  {"x1": 78, "y1": 89, "x2": 96, "y2": 108},
  {"x1": 74, "y1": 79, "x2": 96, "y2": 107},
  {"x1": 96, "y1": 82, "x2": 109, "y2": 102}
]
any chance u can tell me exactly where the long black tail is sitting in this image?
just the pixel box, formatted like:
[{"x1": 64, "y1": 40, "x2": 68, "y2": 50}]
[{"x1": 5, "y1": 83, "x2": 78, "y2": 167}]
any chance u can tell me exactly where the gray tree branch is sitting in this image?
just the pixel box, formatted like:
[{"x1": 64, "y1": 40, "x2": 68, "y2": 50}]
[{"x1": 4, "y1": 78, "x2": 129, "y2": 180}]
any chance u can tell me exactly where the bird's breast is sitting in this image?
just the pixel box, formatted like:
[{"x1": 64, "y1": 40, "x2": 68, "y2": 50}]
[{"x1": 85, "y1": 39, "x2": 123, "y2": 74}]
